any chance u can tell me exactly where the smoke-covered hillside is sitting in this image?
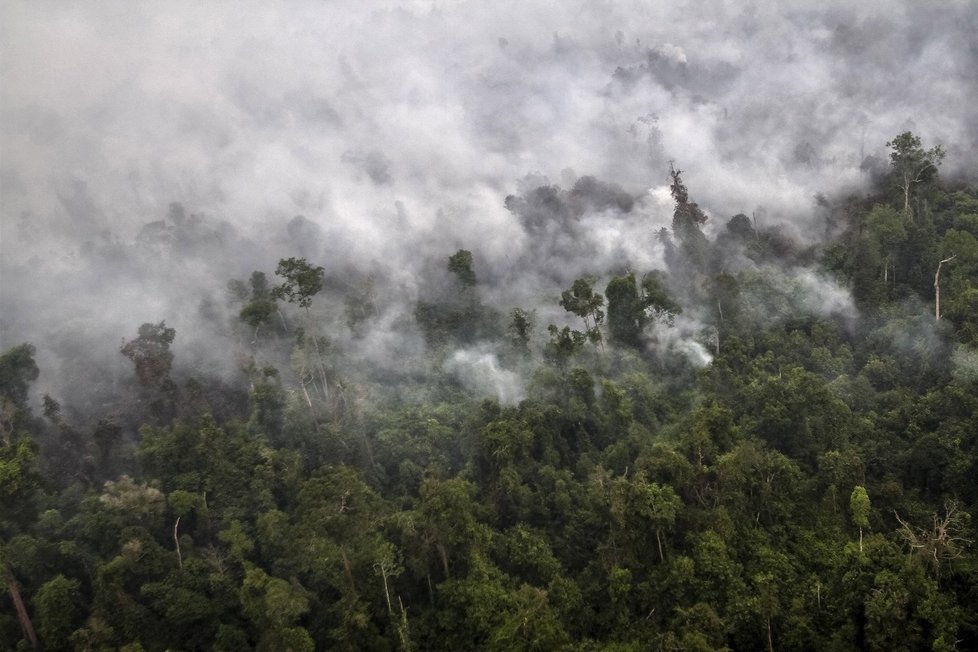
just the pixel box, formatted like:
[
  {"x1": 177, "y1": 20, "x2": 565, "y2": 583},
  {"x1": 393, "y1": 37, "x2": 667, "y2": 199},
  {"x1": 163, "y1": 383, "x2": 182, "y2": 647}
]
[
  {"x1": 3, "y1": 0, "x2": 978, "y2": 403},
  {"x1": 2, "y1": 2, "x2": 978, "y2": 650}
]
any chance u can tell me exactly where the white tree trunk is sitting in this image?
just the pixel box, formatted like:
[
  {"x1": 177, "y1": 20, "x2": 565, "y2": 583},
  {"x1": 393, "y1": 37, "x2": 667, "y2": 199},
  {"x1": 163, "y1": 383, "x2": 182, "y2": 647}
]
[{"x1": 934, "y1": 256, "x2": 955, "y2": 320}]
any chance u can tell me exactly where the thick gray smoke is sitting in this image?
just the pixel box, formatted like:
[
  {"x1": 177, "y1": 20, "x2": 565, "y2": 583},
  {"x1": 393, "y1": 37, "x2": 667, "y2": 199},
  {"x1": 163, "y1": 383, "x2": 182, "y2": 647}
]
[{"x1": 2, "y1": 1, "x2": 976, "y2": 404}]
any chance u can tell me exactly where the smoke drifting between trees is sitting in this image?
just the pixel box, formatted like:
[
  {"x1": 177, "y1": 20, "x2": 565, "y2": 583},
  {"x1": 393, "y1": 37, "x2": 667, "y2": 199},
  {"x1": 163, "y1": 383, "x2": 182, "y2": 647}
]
[{"x1": 2, "y1": 133, "x2": 978, "y2": 650}]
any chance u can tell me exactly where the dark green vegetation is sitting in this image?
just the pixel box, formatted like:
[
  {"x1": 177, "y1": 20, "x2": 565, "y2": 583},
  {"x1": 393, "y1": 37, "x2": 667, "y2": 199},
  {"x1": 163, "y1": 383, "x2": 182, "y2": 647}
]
[{"x1": 2, "y1": 134, "x2": 977, "y2": 651}]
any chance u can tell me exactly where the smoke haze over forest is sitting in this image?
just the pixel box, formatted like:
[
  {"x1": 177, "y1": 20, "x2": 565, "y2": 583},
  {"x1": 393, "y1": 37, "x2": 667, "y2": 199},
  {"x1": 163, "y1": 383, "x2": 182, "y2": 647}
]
[
  {"x1": 2, "y1": 0, "x2": 977, "y2": 403},
  {"x1": 5, "y1": 5, "x2": 978, "y2": 649}
]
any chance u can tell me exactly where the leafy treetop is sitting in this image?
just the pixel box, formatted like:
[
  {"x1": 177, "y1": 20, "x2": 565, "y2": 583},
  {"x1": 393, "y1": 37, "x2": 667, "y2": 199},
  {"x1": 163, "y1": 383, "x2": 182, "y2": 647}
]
[
  {"x1": 448, "y1": 249, "x2": 477, "y2": 287},
  {"x1": 271, "y1": 257, "x2": 325, "y2": 309},
  {"x1": 886, "y1": 131, "x2": 945, "y2": 217},
  {"x1": 120, "y1": 322, "x2": 176, "y2": 387}
]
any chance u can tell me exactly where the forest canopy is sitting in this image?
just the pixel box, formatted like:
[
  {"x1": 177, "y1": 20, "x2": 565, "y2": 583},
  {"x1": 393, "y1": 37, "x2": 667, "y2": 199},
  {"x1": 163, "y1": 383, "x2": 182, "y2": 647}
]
[{"x1": 1, "y1": 130, "x2": 977, "y2": 650}]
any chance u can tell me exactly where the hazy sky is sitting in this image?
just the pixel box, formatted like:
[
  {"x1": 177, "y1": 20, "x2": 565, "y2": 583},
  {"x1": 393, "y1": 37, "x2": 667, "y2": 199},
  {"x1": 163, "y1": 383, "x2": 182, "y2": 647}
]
[{"x1": 2, "y1": 1, "x2": 976, "y2": 398}]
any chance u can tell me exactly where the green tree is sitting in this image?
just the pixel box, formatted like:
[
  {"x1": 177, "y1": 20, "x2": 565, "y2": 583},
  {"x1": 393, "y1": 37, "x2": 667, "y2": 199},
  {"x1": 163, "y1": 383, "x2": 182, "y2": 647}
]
[
  {"x1": 0, "y1": 343, "x2": 39, "y2": 407},
  {"x1": 938, "y1": 228, "x2": 978, "y2": 325},
  {"x1": 864, "y1": 205, "x2": 906, "y2": 286},
  {"x1": 272, "y1": 257, "x2": 332, "y2": 405},
  {"x1": 508, "y1": 308, "x2": 535, "y2": 356},
  {"x1": 670, "y1": 163, "x2": 708, "y2": 236},
  {"x1": 601, "y1": 471, "x2": 682, "y2": 564},
  {"x1": 34, "y1": 574, "x2": 83, "y2": 649},
  {"x1": 345, "y1": 275, "x2": 377, "y2": 337},
  {"x1": 543, "y1": 326, "x2": 586, "y2": 369},
  {"x1": 239, "y1": 271, "x2": 280, "y2": 340},
  {"x1": 414, "y1": 477, "x2": 489, "y2": 582},
  {"x1": 415, "y1": 249, "x2": 495, "y2": 345},
  {"x1": 849, "y1": 485, "x2": 870, "y2": 552},
  {"x1": 120, "y1": 322, "x2": 176, "y2": 387},
  {"x1": 604, "y1": 270, "x2": 684, "y2": 349},
  {"x1": 0, "y1": 344, "x2": 39, "y2": 453},
  {"x1": 432, "y1": 550, "x2": 512, "y2": 650},
  {"x1": 559, "y1": 278, "x2": 604, "y2": 348},
  {"x1": 669, "y1": 163, "x2": 709, "y2": 267},
  {"x1": 605, "y1": 274, "x2": 643, "y2": 348},
  {"x1": 239, "y1": 566, "x2": 314, "y2": 651},
  {"x1": 641, "y1": 270, "x2": 682, "y2": 323},
  {"x1": 3, "y1": 555, "x2": 39, "y2": 650},
  {"x1": 271, "y1": 257, "x2": 325, "y2": 309},
  {"x1": 487, "y1": 583, "x2": 572, "y2": 651},
  {"x1": 248, "y1": 367, "x2": 286, "y2": 440},
  {"x1": 742, "y1": 367, "x2": 852, "y2": 466},
  {"x1": 726, "y1": 213, "x2": 754, "y2": 241},
  {"x1": 886, "y1": 131, "x2": 944, "y2": 219},
  {"x1": 448, "y1": 249, "x2": 477, "y2": 287},
  {"x1": 0, "y1": 344, "x2": 44, "y2": 650},
  {"x1": 0, "y1": 438, "x2": 41, "y2": 537}
]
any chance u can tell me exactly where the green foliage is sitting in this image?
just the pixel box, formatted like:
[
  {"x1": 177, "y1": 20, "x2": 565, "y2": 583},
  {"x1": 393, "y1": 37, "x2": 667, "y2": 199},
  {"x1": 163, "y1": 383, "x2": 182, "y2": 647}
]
[
  {"x1": 34, "y1": 574, "x2": 82, "y2": 650},
  {"x1": 0, "y1": 438, "x2": 40, "y2": 535},
  {"x1": 669, "y1": 164, "x2": 710, "y2": 267},
  {"x1": 416, "y1": 249, "x2": 498, "y2": 345},
  {"x1": 272, "y1": 257, "x2": 325, "y2": 309},
  {"x1": 248, "y1": 366, "x2": 285, "y2": 439},
  {"x1": 605, "y1": 270, "x2": 683, "y2": 348},
  {"x1": 605, "y1": 274, "x2": 642, "y2": 347},
  {"x1": 448, "y1": 249, "x2": 477, "y2": 287},
  {"x1": 0, "y1": 344, "x2": 39, "y2": 407},
  {"x1": 741, "y1": 367, "x2": 853, "y2": 465},
  {"x1": 726, "y1": 213, "x2": 754, "y2": 241},
  {"x1": 5, "y1": 136, "x2": 978, "y2": 651},
  {"x1": 240, "y1": 566, "x2": 314, "y2": 651},
  {"x1": 886, "y1": 131, "x2": 945, "y2": 218},
  {"x1": 641, "y1": 270, "x2": 682, "y2": 321},
  {"x1": 850, "y1": 485, "x2": 871, "y2": 552},
  {"x1": 345, "y1": 275, "x2": 377, "y2": 336},
  {"x1": 560, "y1": 278, "x2": 604, "y2": 330},
  {"x1": 120, "y1": 322, "x2": 176, "y2": 387},
  {"x1": 543, "y1": 325, "x2": 586, "y2": 368},
  {"x1": 556, "y1": 278, "x2": 605, "y2": 351},
  {"x1": 508, "y1": 308, "x2": 535, "y2": 354},
  {"x1": 669, "y1": 163, "x2": 707, "y2": 235},
  {"x1": 850, "y1": 486, "x2": 870, "y2": 530}
]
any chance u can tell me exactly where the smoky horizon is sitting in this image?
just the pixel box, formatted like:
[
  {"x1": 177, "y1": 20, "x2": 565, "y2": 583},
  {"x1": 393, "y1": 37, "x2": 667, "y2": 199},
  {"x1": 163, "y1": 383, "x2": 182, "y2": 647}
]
[{"x1": 2, "y1": 1, "x2": 977, "y2": 407}]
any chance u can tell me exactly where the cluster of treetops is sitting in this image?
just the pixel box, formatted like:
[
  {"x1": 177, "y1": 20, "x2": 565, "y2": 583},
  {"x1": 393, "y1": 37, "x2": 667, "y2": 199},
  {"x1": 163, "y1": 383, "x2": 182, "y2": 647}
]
[{"x1": 1, "y1": 132, "x2": 976, "y2": 650}]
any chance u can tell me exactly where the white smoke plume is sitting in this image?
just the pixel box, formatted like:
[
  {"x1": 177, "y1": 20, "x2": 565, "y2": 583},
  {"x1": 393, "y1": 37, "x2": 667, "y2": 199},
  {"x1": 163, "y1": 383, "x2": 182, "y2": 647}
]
[
  {"x1": 445, "y1": 346, "x2": 526, "y2": 405},
  {"x1": 2, "y1": 1, "x2": 976, "y2": 403}
]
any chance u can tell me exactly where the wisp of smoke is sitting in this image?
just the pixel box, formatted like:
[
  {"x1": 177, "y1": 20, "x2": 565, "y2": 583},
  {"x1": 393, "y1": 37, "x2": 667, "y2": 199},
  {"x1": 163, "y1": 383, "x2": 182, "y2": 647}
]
[{"x1": 445, "y1": 346, "x2": 525, "y2": 405}]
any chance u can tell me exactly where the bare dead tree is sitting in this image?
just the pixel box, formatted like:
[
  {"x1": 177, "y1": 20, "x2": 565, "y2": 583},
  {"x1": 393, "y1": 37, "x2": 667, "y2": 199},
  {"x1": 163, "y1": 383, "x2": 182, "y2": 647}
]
[
  {"x1": 934, "y1": 255, "x2": 955, "y2": 320},
  {"x1": 4, "y1": 564, "x2": 38, "y2": 649},
  {"x1": 174, "y1": 516, "x2": 183, "y2": 569},
  {"x1": 895, "y1": 499, "x2": 973, "y2": 581}
]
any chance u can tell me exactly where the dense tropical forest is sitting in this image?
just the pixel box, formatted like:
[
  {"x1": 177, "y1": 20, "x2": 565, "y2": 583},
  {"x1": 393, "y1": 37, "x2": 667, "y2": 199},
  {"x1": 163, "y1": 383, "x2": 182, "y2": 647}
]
[{"x1": 2, "y1": 132, "x2": 977, "y2": 651}]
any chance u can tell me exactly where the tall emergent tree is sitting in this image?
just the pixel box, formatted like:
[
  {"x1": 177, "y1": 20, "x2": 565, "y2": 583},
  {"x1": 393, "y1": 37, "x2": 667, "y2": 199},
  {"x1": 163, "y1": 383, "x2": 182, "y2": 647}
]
[
  {"x1": 0, "y1": 344, "x2": 39, "y2": 409},
  {"x1": 447, "y1": 249, "x2": 477, "y2": 287},
  {"x1": 605, "y1": 272, "x2": 681, "y2": 348},
  {"x1": 669, "y1": 163, "x2": 709, "y2": 268},
  {"x1": 0, "y1": 344, "x2": 42, "y2": 649},
  {"x1": 239, "y1": 271, "x2": 281, "y2": 341},
  {"x1": 605, "y1": 274, "x2": 643, "y2": 348},
  {"x1": 885, "y1": 131, "x2": 944, "y2": 220},
  {"x1": 271, "y1": 257, "x2": 325, "y2": 309},
  {"x1": 849, "y1": 485, "x2": 870, "y2": 552},
  {"x1": 508, "y1": 308, "x2": 535, "y2": 356},
  {"x1": 415, "y1": 249, "x2": 493, "y2": 345},
  {"x1": 121, "y1": 322, "x2": 176, "y2": 387},
  {"x1": 272, "y1": 257, "x2": 330, "y2": 403},
  {"x1": 560, "y1": 278, "x2": 605, "y2": 348}
]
